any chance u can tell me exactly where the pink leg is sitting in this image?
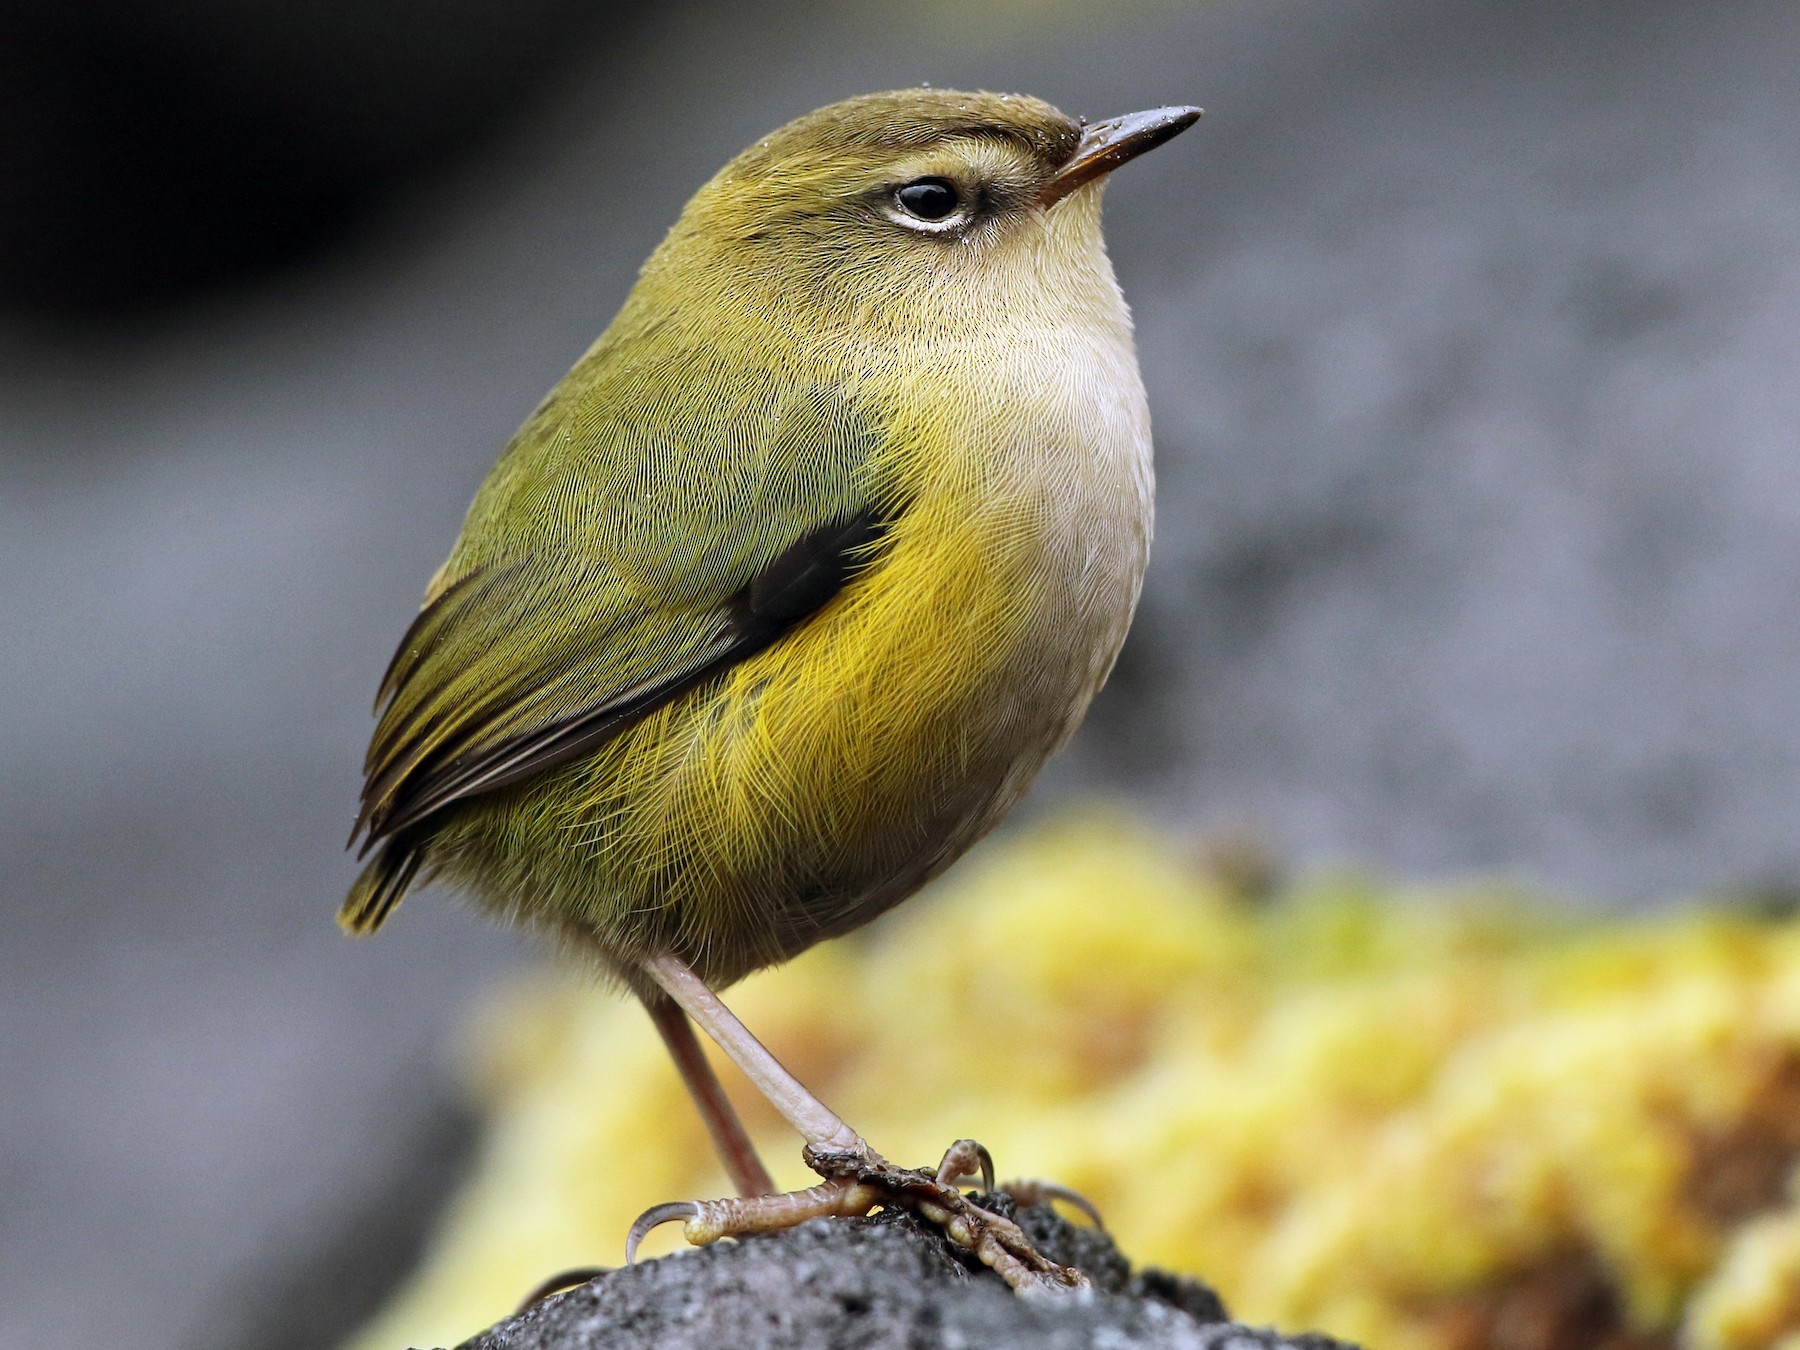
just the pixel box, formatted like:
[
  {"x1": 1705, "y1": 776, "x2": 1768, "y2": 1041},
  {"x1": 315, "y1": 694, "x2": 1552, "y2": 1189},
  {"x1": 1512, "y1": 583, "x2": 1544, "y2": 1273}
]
[
  {"x1": 642, "y1": 952, "x2": 863, "y2": 1153},
  {"x1": 641, "y1": 991, "x2": 776, "y2": 1198}
]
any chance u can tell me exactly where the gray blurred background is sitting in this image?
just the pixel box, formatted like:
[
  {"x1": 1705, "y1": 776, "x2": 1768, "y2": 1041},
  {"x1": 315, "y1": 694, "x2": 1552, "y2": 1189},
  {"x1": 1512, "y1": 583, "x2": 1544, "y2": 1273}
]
[{"x1": 3, "y1": 0, "x2": 1797, "y2": 1346}]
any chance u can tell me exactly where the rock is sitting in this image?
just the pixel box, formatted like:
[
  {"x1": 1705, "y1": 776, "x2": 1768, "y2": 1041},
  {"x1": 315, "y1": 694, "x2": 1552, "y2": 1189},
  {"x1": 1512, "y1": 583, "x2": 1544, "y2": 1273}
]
[{"x1": 451, "y1": 1200, "x2": 1358, "y2": 1350}]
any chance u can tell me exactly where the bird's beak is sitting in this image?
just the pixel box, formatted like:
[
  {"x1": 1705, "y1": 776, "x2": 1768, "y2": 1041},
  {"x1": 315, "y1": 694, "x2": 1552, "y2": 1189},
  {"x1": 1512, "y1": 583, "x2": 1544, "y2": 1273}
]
[{"x1": 1038, "y1": 105, "x2": 1203, "y2": 209}]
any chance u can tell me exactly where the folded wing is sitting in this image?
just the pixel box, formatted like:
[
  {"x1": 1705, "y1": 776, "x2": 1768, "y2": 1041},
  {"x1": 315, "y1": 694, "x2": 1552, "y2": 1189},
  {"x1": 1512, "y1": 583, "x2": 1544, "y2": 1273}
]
[{"x1": 341, "y1": 364, "x2": 893, "y2": 933}]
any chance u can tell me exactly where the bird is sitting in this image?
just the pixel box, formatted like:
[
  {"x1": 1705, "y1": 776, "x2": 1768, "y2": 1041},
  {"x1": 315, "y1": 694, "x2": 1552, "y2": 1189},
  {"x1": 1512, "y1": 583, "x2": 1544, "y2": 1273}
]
[{"x1": 341, "y1": 87, "x2": 1199, "y2": 1292}]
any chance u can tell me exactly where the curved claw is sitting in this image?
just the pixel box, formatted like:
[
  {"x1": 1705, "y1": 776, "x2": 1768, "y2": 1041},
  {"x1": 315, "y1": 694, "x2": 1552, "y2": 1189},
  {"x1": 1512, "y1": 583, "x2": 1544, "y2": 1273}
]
[
  {"x1": 1003, "y1": 1178, "x2": 1107, "y2": 1231},
  {"x1": 626, "y1": 1200, "x2": 701, "y2": 1264},
  {"x1": 935, "y1": 1138, "x2": 996, "y2": 1192},
  {"x1": 972, "y1": 1142, "x2": 996, "y2": 1192},
  {"x1": 513, "y1": 1266, "x2": 608, "y2": 1314}
]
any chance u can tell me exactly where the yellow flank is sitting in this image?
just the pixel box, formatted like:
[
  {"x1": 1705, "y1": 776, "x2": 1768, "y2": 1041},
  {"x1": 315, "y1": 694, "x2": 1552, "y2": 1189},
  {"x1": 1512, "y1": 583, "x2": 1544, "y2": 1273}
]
[
  {"x1": 347, "y1": 811, "x2": 1800, "y2": 1350},
  {"x1": 622, "y1": 507, "x2": 1019, "y2": 820}
]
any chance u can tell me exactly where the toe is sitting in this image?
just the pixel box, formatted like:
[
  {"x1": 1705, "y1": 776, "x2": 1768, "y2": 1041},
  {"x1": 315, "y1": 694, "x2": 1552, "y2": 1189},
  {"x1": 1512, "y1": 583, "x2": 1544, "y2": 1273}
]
[
  {"x1": 1002, "y1": 1178, "x2": 1107, "y2": 1231},
  {"x1": 934, "y1": 1138, "x2": 996, "y2": 1191}
]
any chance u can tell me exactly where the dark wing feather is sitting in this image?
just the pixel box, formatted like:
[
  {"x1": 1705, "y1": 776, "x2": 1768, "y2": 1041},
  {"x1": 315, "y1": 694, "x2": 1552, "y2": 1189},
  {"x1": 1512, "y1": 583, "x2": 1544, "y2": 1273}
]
[{"x1": 362, "y1": 506, "x2": 889, "y2": 843}]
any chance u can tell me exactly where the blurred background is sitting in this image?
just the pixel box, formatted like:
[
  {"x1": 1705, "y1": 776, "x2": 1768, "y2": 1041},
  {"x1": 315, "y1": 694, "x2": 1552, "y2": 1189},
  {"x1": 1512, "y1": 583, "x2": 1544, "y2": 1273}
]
[{"x1": 3, "y1": 0, "x2": 1797, "y2": 1346}]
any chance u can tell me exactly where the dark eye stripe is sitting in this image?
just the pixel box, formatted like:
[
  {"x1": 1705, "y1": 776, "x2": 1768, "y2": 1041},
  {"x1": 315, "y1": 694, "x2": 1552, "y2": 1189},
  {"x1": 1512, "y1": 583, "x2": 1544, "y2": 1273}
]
[{"x1": 894, "y1": 177, "x2": 961, "y2": 222}]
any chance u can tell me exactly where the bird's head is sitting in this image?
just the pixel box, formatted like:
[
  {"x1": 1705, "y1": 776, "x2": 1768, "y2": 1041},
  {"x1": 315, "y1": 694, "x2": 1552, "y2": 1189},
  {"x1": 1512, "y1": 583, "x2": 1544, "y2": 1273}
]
[{"x1": 635, "y1": 89, "x2": 1200, "y2": 343}]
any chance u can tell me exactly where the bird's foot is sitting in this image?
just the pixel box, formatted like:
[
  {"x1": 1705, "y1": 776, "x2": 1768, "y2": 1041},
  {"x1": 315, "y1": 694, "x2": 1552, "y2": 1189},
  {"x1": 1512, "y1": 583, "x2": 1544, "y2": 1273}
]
[{"x1": 626, "y1": 1138, "x2": 1091, "y2": 1294}]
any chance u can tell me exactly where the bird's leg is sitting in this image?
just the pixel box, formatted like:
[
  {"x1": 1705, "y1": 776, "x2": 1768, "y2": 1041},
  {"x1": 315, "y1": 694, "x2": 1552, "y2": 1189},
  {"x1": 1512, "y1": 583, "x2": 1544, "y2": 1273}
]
[
  {"x1": 642, "y1": 952, "x2": 864, "y2": 1151},
  {"x1": 641, "y1": 991, "x2": 776, "y2": 1198},
  {"x1": 630, "y1": 953, "x2": 1088, "y2": 1293}
]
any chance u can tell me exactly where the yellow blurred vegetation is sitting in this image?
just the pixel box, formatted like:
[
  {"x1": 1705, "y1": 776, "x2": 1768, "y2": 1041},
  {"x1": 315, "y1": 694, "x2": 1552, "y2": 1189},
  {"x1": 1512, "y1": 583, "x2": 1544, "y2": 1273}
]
[{"x1": 350, "y1": 810, "x2": 1800, "y2": 1350}]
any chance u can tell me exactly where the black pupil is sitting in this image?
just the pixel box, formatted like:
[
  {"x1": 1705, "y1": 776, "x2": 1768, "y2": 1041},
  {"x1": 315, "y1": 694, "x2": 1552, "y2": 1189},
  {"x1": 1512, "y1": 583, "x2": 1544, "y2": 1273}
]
[{"x1": 896, "y1": 178, "x2": 960, "y2": 221}]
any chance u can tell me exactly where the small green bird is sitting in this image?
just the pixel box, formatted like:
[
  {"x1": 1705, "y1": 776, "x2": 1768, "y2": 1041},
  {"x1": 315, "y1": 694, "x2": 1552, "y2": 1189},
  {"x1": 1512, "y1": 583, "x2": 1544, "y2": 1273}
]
[{"x1": 344, "y1": 88, "x2": 1198, "y2": 1291}]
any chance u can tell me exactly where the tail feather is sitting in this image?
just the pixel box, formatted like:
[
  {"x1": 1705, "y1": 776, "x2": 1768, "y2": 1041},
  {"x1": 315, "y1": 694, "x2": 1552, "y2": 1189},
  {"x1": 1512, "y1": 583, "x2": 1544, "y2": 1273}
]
[{"x1": 339, "y1": 842, "x2": 422, "y2": 936}]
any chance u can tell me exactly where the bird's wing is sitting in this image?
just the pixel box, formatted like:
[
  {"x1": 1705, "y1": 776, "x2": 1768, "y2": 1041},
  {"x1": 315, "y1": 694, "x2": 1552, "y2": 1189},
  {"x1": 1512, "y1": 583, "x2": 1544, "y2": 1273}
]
[{"x1": 351, "y1": 366, "x2": 893, "y2": 852}]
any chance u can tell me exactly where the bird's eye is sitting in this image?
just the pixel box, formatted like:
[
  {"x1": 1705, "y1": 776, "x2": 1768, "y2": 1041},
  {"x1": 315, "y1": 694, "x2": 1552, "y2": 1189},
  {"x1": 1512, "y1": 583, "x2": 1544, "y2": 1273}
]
[{"x1": 893, "y1": 178, "x2": 962, "y2": 223}]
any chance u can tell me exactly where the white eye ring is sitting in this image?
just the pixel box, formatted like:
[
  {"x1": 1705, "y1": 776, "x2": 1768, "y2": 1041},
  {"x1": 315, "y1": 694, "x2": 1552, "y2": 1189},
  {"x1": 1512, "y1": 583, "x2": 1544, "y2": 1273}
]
[
  {"x1": 883, "y1": 205, "x2": 970, "y2": 235},
  {"x1": 883, "y1": 178, "x2": 971, "y2": 235}
]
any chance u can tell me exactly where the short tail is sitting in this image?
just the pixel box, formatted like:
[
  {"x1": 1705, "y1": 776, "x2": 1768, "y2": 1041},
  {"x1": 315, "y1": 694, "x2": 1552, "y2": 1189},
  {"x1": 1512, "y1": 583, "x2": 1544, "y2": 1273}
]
[{"x1": 339, "y1": 840, "x2": 423, "y2": 936}]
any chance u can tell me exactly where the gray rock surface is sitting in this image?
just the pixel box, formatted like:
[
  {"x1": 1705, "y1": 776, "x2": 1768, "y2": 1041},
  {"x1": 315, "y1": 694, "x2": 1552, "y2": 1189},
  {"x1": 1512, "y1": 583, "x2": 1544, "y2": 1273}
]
[{"x1": 454, "y1": 1203, "x2": 1354, "y2": 1350}]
